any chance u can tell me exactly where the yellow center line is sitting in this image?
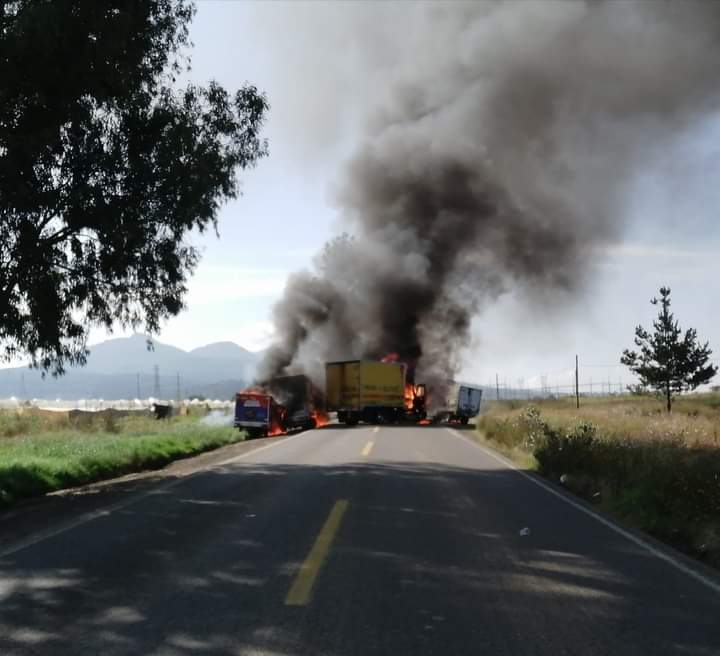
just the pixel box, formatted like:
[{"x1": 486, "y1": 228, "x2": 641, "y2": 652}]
[
  {"x1": 361, "y1": 440, "x2": 374, "y2": 457},
  {"x1": 285, "y1": 500, "x2": 349, "y2": 606}
]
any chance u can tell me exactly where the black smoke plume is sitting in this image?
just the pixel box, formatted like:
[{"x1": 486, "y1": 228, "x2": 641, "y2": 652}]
[{"x1": 258, "y1": 1, "x2": 720, "y2": 394}]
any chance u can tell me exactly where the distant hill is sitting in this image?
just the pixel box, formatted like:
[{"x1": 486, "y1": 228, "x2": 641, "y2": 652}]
[
  {"x1": 0, "y1": 335, "x2": 262, "y2": 401},
  {"x1": 190, "y1": 342, "x2": 254, "y2": 361},
  {"x1": 78, "y1": 335, "x2": 190, "y2": 377}
]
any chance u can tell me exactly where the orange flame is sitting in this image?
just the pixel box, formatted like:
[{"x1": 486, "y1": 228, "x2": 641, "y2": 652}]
[
  {"x1": 381, "y1": 352, "x2": 400, "y2": 363},
  {"x1": 241, "y1": 385, "x2": 267, "y2": 395},
  {"x1": 405, "y1": 383, "x2": 427, "y2": 409},
  {"x1": 269, "y1": 405, "x2": 288, "y2": 436},
  {"x1": 404, "y1": 383, "x2": 415, "y2": 410},
  {"x1": 312, "y1": 411, "x2": 330, "y2": 428}
]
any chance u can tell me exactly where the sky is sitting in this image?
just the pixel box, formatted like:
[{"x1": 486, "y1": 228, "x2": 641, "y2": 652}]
[{"x1": 91, "y1": 1, "x2": 720, "y2": 391}]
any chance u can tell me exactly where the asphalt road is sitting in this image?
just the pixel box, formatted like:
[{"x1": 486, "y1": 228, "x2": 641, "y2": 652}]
[{"x1": 1, "y1": 425, "x2": 719, "y2": 655}]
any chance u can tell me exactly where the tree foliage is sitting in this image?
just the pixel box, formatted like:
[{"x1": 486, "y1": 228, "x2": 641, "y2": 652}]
[
  {"x1": 0, "y1": 0, "x2": 268, "y2": 372},
  {"x1": 621, "y1": 287, "x2": 717, "y2": 411}
]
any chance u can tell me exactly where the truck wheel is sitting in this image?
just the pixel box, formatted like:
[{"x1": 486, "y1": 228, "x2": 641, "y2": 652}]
[{"x1": 460, "y1": 416, "x2": 469, "y2": 425}]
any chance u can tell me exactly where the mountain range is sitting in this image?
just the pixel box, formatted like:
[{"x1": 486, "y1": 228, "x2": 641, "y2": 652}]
[{"x1": 0, "y1": 334, "x2": 261, "y2": 401}]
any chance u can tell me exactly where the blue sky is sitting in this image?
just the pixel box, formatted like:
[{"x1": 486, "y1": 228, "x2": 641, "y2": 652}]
[{"x1": 90, "y1": 1, "x2": 720, "y2": 389}]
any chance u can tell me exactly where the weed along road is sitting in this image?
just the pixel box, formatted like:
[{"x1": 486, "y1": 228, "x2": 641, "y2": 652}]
[{"x1": 1, "y1": 426, "x2": 719, "y2": 655}]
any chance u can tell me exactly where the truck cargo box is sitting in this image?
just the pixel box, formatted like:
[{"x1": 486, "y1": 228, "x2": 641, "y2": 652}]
[
  {"x1": 234, "y1": 392, "x2": 285, "y2": 437},
  {"x1": 326, "y1": 360, "x2": 410, "y2": 424},
  {"x1": 435, "y1": 383, "x2": 482, "y2": 424}
]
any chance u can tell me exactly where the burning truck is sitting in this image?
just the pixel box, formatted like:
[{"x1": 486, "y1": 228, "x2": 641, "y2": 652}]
[
  {"x1": 237, "y1": 358, "x2": 480, "y2": 434},
  {"x1": 234, "y1": 374, "x2": 327, "y2": 438},
  {"x1": 325, "y1": 359, "x2": 427, "y2": 425}
]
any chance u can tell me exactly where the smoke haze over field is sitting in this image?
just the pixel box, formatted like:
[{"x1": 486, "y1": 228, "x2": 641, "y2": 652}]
[{"x1": 258, "y1": 1, "x2": 720, "y2": 392}]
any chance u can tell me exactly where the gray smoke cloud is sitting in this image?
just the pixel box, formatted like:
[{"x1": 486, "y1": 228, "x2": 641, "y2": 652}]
[{"x1": 257, "y1": 0, "x2": 720, "y2": 394}]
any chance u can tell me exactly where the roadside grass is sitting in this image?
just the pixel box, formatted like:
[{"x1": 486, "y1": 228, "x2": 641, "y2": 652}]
[
  {"x1": 473, "y1": 420, "x2": 539, "y2": 470},
  {"x1": 476, "y1": 396, "x2": 720, "y2": 568},
  {"x1": 489, "y1": 393, "x2": 720, "y2": 446},
  {"x1": 0, "y1": 411, "x2": 52, "y2": 438},
  {"x1": 0, "y1": 413, "x2": 244, "y2": 507}
]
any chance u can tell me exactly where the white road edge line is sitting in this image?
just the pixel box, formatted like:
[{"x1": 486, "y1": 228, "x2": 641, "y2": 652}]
[
  {"x1": 445, "y1": 427, "x2": 720, "y2": 596},
  {"x1": 0, "y1": 430, "x2": 310, "y2": 559}
]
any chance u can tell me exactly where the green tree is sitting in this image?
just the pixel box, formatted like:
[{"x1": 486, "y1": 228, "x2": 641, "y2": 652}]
[
  {"x1": 0, "y1": 1, "x2": 268, "y2": 373},
  {"x1": 621, "y1": 287, "x2": 717, "y2": 412}
]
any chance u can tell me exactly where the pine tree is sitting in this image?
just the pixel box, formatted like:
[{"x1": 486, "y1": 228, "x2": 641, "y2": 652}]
[{"x1": 621, "y1": 287, "x2": 717, "y2": 412}]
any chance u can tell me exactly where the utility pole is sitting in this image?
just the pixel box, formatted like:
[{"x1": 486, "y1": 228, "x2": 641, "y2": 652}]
[
  {"x1": 575, "y1": 355, "x2": 580, "y2": 409},
  {"x1": 496, "y1": 373, "x2": 500, "y2": 401},
  {"x1": 153, "y1": 364, "x2": 160, "y2": 399}
]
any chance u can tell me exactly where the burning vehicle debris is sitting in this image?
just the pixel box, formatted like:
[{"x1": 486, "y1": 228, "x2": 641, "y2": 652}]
[{"x1": 234, "y1": 374, "x2": 327, "y2": 438}]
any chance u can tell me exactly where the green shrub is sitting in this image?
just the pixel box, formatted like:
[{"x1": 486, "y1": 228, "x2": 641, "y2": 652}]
[
  {"x1": 535, "y1": 420, "x2": 597, "y2": 480},
  {"x1": 478, "y1": 403, "x2": 720, "y2": 566}
]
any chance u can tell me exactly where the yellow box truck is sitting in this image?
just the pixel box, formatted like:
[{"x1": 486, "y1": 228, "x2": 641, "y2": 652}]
[{"x1": 325, "y1": 360, "x2": 425, "y2": 424}]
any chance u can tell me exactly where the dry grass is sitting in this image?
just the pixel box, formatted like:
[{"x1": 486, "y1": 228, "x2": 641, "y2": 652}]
[
  {"x1": 487, "y1": 393, "x2": 720, "y2": 446},
  {"x1": 476, "y1": 394, "x2": 720, "y2": 568}
]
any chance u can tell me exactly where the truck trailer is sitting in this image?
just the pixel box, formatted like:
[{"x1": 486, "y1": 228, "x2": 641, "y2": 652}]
[
  {"x1": 434, "y1": 383, "x2": 482, "y2": 424},
  {"x1": 325, "y1": 359, "x2": 426, "y2": 424},
  {"x1": 234, "y1": 374, "x2": 326, "y2": 438},
  {"x1": 234, "y1": 392, "x2": 286, "y2": 438}
]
